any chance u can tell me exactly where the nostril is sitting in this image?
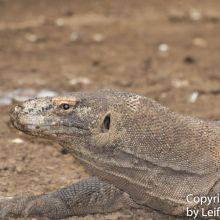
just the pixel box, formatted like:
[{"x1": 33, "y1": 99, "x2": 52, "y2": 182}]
[
  {"x1": 9, "y1": 104, "x2": 24, "y2": 118},
  {"x1": 14, "y1": 102, "x2": 24, "y2": 111},
  {"x1": 15, "y1": 105, "x2": 22, "y2": 112}
]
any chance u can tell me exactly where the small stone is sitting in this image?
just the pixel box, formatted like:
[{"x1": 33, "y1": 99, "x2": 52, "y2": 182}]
[
  {"x1": 69, "y1": 77, "x2": 91, "y2": 86},
  {"x1": 16, "y1": 165, "x2": 23, "y2": 173},
  {"x1": 70, "y1": 32, "x2": 80, "y2": 42},
  {"x1": 93, "y1": 33, "x2": 104, "y2": 42},
  {"x1": 184, "y1": 56, "x2": 196, "y2": 64},
  {"x1": 158, "y1": 43, "x2": 169, "y2": 52},
  {"x1": 37, "y1": 90, "x2": 57, "y2": 98},
  {"x1": 188, "y1": 91, "x2": 199, "y2": 103},
  {"x1": 25, "y1": 33, "x2": 38, "y2": 42},
  {"x1": 55, "y1": 18, "x2": 65, "y2": 27},
  {"x1": 11, "y1": 138, "x2": 24, "y2": 144},
  {"x1": 189, "y1": 9, "x2": 202, "y2": 21},
  {"x1": 171, "y1": 79, "x2": 189, "y2": 88},
  {"x1": 192, "y1": 38, "x2": 207, "y2": 48}
]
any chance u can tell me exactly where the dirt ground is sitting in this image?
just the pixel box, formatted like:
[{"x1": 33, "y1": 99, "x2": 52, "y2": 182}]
[{"x1": 0, "y1": 0, "x2": 220, "y2": 219}]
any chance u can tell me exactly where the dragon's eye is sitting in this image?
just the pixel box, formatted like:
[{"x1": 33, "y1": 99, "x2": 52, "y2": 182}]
[
  {"x1": 102, "y1": 114, "x2": 110, "y2": 132},
  {"x1": 61, "y1": 103, "x2": 70, "y2": 110}
]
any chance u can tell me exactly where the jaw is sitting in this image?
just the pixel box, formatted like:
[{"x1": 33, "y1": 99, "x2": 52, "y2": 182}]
[{"x1": 10, "y1": 118, "x2": 55, "y2": 139}]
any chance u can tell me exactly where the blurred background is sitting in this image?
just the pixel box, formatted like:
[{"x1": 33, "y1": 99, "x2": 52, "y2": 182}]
[{"x1": 0, "y1": 1, "x2": 219, "y2": 219}]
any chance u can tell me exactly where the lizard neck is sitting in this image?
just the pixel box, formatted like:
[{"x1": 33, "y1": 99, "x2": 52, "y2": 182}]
[{"x1": 121, "y1": 102, "x2": 220, "y2": 175}]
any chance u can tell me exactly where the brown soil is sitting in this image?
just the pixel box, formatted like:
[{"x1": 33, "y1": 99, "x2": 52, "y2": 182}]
[{"x1": 0, "y1": 0, "x2": 219, "y2": 219}]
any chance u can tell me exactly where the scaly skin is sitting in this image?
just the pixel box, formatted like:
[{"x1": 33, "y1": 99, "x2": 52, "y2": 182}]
[{"x1": 0, "y1": 89, "x2": 219, "y2": 219}]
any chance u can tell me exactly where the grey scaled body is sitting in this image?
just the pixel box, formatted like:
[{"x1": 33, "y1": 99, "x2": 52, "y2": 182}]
[{"x1": 0, "y1": 89, "x2": 219, "y2": 219}]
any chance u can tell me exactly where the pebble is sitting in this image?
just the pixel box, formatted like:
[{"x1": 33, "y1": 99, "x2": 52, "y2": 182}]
[
  {"x1": 184, "y1": 56, "x2": 196, "y2": 64},
  {"x1": 189, "y1": 8, "x2": 202, "y2": 21},
  {"x1": 188, "y1": 91, "x2": 199, "y2": 103},
  {"x1": 192, "y1": 38, "x2": 207, "y2": 48},
  {"x1": 171, "y1": 79, "x2": 189, "y2": 88},
  {"x1": 70, "y1": 32, "x2": 80, "y2": 42},
  {"x1": 15, "y1": 165, "x2": 23, "y2": 173},
  {"x1": 55, "y1": 18, "x2": 65, "y2": 27},
  {"x1": 11, "y1": 138, "x2": 24, "y2": 144},
  {"x1": 0, "y1": 89, "x2": 58, "y2": 106},
  {"x1": 25, "y1": 33, "x2": 38, "y2": 42},
  {"x1": 37, "y1": 89, "x2": 58, "y2": 98},
  {"x1": 158, "y1": 43, "x2": 169, "y2": 52},
  {"x1": 93, "y1": 33, "x2": 104, "y2": 42},
  {"x1": 69, "y1": 77, "x2": 91, "y2": 86}
]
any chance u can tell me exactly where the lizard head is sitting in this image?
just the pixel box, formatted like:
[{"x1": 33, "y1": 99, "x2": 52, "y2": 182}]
[
  {"x1": 9, "y1": 89, "x2": 143, "y2": 164},
  {"x1": 9, "y1": 91, "x2": 105, "y2": 139}
]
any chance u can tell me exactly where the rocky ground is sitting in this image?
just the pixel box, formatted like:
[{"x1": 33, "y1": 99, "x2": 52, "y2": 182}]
[{"x1": 0, "y1": 0, "x2": 219, "y2": 219}]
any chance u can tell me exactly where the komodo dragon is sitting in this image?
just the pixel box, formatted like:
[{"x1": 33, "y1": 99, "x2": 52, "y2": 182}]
[{"x1": 0, "y1": 89, "x2": 220, "y2": 219}]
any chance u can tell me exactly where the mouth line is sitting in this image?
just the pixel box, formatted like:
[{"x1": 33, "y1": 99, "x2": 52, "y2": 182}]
[
  {"x1": 12, "y1": 121, "x2": 90, "y2": 134},
  {"x1": 62, "y1": 123, "x2": 90, "y2": 131}
]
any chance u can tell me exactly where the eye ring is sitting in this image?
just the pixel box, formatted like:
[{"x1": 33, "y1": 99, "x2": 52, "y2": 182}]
[
  {"x1": 102, "y1": 114, "x2": 111, "y2": 132},
  {"x1": 61, "y1": 103, "x2": 70, "y2": 110}
]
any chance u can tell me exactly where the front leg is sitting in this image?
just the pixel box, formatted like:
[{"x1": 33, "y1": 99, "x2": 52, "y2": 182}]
[{"x1": 0, "y1": 177, "x2": 139, "y2": 219}]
